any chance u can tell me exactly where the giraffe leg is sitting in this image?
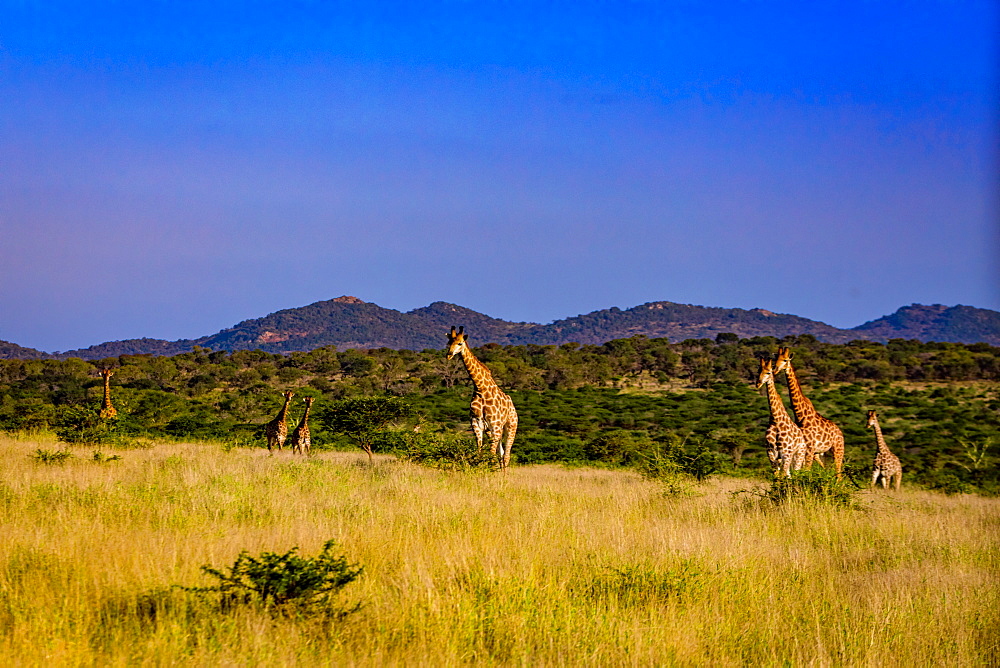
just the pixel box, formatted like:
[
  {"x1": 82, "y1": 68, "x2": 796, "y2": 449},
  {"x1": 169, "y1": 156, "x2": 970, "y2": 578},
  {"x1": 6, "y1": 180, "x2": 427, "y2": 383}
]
[
  {"x1": 470, "y1": 416, "x2": 485, "y2": 451},
  {"x1": 894, "y1": 472, "x2": 902, "y2": 492},
  {"x1": 871, "y1": 469, "x2": 880, "y2": 489},
  {"x1": 833, "y1": 437, "x2": 845, "y2": 479},
  {"x1": 501, "y1": 416, "x2": 518, "y2": 471},
  {"x1": 489, "y1": 421, "x2": 505, "y2": 469}
]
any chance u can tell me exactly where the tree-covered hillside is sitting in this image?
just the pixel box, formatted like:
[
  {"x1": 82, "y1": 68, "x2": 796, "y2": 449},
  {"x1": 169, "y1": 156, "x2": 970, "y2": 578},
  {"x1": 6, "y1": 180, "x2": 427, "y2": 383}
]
[
  {"x1": 5, "y1": 299, "x2": 997, "y2": 360},
  {"x1": 1, "y1": 334, "x2": 997, "y2": 492}
]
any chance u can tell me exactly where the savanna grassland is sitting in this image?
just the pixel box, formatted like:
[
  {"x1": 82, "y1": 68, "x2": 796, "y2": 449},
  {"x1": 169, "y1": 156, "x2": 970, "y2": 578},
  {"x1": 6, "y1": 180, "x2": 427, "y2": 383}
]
[{"x1": 1, "y1": 433, "x2": 996, "y2": 666}]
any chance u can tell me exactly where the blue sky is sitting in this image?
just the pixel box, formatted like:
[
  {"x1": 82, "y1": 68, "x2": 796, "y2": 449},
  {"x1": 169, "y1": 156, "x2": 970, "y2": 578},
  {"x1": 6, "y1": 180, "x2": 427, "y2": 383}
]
[{"x1": 1, "y1": 2, "x2": 997, "y2": 352}]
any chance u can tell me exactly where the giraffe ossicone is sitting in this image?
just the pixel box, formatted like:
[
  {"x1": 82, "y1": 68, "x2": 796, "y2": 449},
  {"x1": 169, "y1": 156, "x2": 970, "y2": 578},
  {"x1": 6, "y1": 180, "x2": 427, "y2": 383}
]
[{"x1": 446, "y1": 325, "x2": 518, "y2": 471}]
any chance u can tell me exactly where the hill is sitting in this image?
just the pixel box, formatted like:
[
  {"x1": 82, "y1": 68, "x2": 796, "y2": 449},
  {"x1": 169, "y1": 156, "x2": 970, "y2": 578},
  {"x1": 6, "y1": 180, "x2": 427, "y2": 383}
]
[
  {"x1": 3, "y1": 297, "x2": 998, "y2": 360},
  {"x1": 0, "y1": 340, "x2": 49, "y2": 360},
  {"x1": 851, "y1": 304, "x2": 1000, "y2": 345}
]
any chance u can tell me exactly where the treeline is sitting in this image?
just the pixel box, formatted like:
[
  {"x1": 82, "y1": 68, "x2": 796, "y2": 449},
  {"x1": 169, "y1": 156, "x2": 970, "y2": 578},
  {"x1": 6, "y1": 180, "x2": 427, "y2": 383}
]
[{"x1": 0, "y1": 334, "x2": 997, "y2": 493}]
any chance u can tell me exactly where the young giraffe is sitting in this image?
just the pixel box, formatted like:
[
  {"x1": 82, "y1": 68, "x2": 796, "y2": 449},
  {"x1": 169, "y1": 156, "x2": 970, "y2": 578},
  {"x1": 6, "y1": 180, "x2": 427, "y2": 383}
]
[
  {"x1": 773, "y1": 347, "x2": 845, "y2": 476},
  {"x1": 755, "y1": 357, "x2": 808, "y2": 477},
  {"x1": 290, "y1": 397, "x2": 314, "y2": 455},
  {"x1": 265, "y1": 390, "x2": 295, "y2": 453},
  {"x1": 866, "y1": 409, "x2": 903, "y2": 491},
  {"x1": 446, "y1": 326, "x2": 518, "y2": 471},
  {"x1": 98, "y1": 369, "x2": 117, "y2": 419}
]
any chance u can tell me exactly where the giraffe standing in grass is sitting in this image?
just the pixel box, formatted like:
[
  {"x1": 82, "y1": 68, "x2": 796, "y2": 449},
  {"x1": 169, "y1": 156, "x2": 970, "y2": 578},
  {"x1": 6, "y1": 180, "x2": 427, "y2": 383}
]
[
  {"x1": 265, "y1": 391, "x2": 294, "y2": 453},
  {"x1": 755, "y1": 357, "x2": 808, "y2": 477},
  {"x1": 290, "y1": 397, "x2": 314, "y2": 455},
  {"x1": 773, "y1": 347, "x2": 845, "y2": 476},
  {"x1": 866, "y1": 410, "x2": 902, "y2": 491},
  {"x1": 98, "y1": 369, "x2": 117, "y2": 419},
  {"x1": 446, "y1": 326, "x2": 518, "y2": 471}
]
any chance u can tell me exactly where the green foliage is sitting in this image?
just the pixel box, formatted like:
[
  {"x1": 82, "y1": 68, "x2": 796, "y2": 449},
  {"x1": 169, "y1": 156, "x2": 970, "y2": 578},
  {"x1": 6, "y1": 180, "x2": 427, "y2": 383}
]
[
  {"x1": 634, "y1": 434, "x2": 722, "y2": 483},
  {"x1": 183, "y1": 540, "x2": 362, "y2": 617},
  {"x1": 395, "y1": 432, "x2": 496, "y2": 471},
  {"x1": 741, "y1": 468, "x2": 858, "y2": 507},
  {"x1": 32, "y1": 448, "x2": 74, "y2": 464},
  {"x1": 583, "y1": 430, "x2": 653, "y2": 466},
  {"x1": 91, "y1": 450, "x2": 122, "y2": 463},
  {"x1": 1, "y1": 336, "x2": 999, "y2": 492},
  {"x1": 317, "y1": 396, "x2": 413, "y2": 461}
]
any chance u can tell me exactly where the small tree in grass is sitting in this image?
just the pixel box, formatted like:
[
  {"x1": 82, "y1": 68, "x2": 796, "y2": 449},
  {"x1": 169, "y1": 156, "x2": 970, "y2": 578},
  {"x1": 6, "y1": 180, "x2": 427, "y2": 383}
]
[
  {"x1": 182, "y1": 540, "x2": 362, "y2": 618},
  {"x1": 318, "y1": 396, "x2": 413, "y2": 463}
]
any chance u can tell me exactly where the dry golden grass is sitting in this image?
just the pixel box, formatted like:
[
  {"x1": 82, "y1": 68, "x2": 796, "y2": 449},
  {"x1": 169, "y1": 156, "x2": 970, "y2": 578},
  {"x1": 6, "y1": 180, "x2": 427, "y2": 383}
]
[{"x1": 0, "y1": 434, "x2": 997, "y2": 666}]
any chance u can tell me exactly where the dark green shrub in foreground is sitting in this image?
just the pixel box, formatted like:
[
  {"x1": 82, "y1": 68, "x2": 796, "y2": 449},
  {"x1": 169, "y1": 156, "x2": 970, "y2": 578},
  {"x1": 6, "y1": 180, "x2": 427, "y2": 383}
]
[{"x1": 183, "y1": 540, "x2": 362, "y2": 618}]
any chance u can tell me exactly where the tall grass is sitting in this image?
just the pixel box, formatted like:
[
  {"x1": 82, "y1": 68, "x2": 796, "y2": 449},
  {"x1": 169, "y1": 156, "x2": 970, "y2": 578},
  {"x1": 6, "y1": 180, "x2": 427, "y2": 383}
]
[{"x1": 0, "y1": 434, "x2": 996, "y2": 665}]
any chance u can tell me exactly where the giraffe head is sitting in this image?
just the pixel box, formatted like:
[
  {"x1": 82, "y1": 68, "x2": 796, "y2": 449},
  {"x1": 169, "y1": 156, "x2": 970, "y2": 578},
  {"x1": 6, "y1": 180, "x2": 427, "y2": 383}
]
[
  {"x1": 866, "y1": 409, "x2": 878, "y2": 429},
  {"x1": 282, "y1": 390, "x2": 295, "y2": 402},
  {"x1": 100, "y1": 368, "x2": 115, "y2": 379},
  {"x1": 446, "y1": 326, "x2": 467, "y2": 360},
  {"x1": 773, "y1": 347, "x2": 793, "y2": 374},
  {"x1": 755, "y1": 356, "x2": 775, "y2": 390},
  {"x1": 303, "y1": 396, "x2": 314, "y2": 408}
]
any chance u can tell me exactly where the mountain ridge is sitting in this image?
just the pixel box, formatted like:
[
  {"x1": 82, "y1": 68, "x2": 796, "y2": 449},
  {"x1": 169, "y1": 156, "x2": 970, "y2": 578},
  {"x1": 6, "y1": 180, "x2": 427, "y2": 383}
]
[{"x1": 3, "y1": 298, "x2": 998, "y2": 360}]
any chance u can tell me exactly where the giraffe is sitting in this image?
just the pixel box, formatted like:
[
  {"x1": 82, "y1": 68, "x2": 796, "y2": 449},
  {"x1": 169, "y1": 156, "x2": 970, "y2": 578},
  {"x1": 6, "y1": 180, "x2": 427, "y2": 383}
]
[
  {"x1": 265, "y1": 390, "x2": 294, "y2": 453},
  {"x1": 773, "y1": 347, "x2": 845, "y2": 476},
  {"x1": 755, "y1": 357, "x2": 808, "y2": 477},
  {"x1": 866, "y1": 410, "x2": 903, "y2": 491},
  {"x1": 98, "y1": 369, "x2": 117, "y2": 419},
  {"x1": 446, "y1": 326, "x2": 518, "y2": 471},
  {"x1": 290, "y1": 397, "x2": 314, "y2": 455}
]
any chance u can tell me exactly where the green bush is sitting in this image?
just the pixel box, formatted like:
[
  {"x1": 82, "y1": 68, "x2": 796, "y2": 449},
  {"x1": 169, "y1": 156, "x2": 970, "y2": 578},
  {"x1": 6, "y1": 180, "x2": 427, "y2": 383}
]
[
  {"x1": 183, "y1": 540, "x2": 362, "y2": 618},
  {"x1": 32, "y1": 448, "x2": 74, "y2": 464},
  {"x1": 394, "y1": 431, "x2": 496, "y2": 471},
  {"x1": 741, "y1": 468, "x2": 857, "y2": 507}
]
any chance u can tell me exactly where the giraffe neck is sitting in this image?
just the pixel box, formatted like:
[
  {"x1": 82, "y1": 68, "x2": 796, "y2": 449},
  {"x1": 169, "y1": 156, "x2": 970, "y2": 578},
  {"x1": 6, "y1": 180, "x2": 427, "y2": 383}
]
[
  {"x1": 460, "y1": 348, "x2": 498, "y2": 395},
  {"x1": 783, "y1": 362, "x2": 815, "y2": 420},
  {"x1": 764, "y1": 379, "x2": 794, "y2": 426},
  {"x1": 871, "y1": 418, "x2": 890, "y2": 454},
  {"x1": 300, "y1": 403, "x2": 311, "y2": 425},
  {"x1": 101, "y1": 375, "x2": 113, "y2": 410},
  {"x1": 278, "y1": 396, "x2": 292, "y2": 422}
]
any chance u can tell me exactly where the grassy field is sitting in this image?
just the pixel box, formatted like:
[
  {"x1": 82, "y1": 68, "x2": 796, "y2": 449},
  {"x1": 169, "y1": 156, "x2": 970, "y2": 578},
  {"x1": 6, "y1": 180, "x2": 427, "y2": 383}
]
[{"x1": 0, "y1": 434, "x2": 997, "y2": 666}]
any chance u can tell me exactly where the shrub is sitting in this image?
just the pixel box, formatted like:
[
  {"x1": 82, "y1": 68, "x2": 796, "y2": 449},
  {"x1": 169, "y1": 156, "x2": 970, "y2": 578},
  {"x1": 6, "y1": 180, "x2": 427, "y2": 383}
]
[
  {"x1": 32, "y1": 448, "x2": 74, "y2": 464},
  {"x1": 634, "y1": 433, "x2": 722, "y2": 484},
  {"x1": 395, "y1": 432, "x2": 496, "y2": 471},
  {"x1": 739, "y1": 468, "x2": 857, "y2": 507},
  {"x1": 182, "y1": 540, "x2": 362, "y2": 618}
]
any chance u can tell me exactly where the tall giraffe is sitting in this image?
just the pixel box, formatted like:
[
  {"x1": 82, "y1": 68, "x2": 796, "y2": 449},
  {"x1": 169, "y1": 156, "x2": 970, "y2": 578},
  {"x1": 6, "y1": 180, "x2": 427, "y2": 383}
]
[
  {"x1": 446, "y1": 326, "x2": 518, "y2": 471},
  {"x1": 98, "y1": 369, "x2": 117, "y2": 419},
  {"x1": 265, "y1": 390, "x2": 294, "y2": 453},
  {"x1": 773, "y1": 347, "x2": 845, "y2": 475},
  {"x1": 866, "y1": 410, "x2": 903, "y2": 491},
  {"x1": 290, "y1": 397, "x2": 314, "y2": 455},
  {"x1": 755, "y1": 357, "x2": 808, "y2": 477}
]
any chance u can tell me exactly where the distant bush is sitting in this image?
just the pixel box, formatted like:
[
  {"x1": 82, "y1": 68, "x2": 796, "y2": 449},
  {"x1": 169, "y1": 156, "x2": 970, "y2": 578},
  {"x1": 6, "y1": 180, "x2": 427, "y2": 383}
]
[{"x1": 32, "y1": 448, "x2": 74, "y2": 464}]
